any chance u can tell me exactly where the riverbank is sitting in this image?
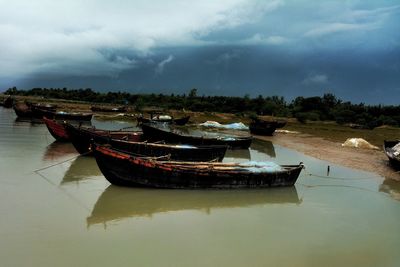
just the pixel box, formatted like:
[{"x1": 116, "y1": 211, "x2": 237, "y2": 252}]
[{"x1": 255, "y1": 132, "x2": 400, "y2": 181}]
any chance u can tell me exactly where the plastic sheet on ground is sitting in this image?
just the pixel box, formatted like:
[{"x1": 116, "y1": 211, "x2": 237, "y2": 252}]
[
  {"x1": 199, "y1": 121, "x2": 249, "y2": 130},
  {"x1": 341, "y1": 138, "x2": 379, "y2": 150}
]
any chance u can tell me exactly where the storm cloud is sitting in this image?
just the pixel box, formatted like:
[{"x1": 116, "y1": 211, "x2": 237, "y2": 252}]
[{"x1": 1, "y1": 0, "x2": 399, "y2": 104}]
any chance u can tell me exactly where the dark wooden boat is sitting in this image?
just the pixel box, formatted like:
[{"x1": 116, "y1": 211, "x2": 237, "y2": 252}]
[
  {"x1": 26, "y1": 102, "x2": 57, "y2": 111},
  {"x1": 383, "y1": 140, "x2": 400, "y2": 169},
  {"x1": 2, "y1": 96, "x2": 14, "y2": 108},
  {"x1": 110, "y1": 139, "x2": 226, "y2": 162},
  {"x1": 65, "y1": 123, "x2": 227, "y2": 161},
  {"x1": 249, "y1": 119, "x2": 279, "y2": 136},
  {"x1": 32, "y1": 107, "x2": 93, "y2": 121},
  {"x1": 91, "y1": 106, "x2": 127, "y2": 112},
  {"x1": 87, "y1": 185, "x2": 301, "y2": 225},
  {"x1": 137, "y1": 115, "x2": 190, "y2": 126},
  {"x1": 93, "y1": 143, "x2": 304, "y2": 189},
  {"x1": 13, "y1": 102, "x2": 57, "y2": 119},
  {"x1": 275, "y1": 120, "x2": 287, "y2": 128},
  {"x1": 13, "y1": 102, "x2": 33, "y2": 118},
  {"x1": 65, "y1": 123, "x2": 144, "y2": 154},
  {"x1": 43, "y1": 117, "x2": 69, "y2": 141},
  {"x1": 141, "y1": 123, "x2": 252, "y2": 149}
]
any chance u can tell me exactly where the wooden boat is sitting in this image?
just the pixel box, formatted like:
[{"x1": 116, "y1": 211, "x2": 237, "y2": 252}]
[
  {"x1": 137, "y1": 115, "x2": 190, "y2": 126},
  {"x1": 65, "y1": 123, "x2": 144, "y2": 154},
  {"x1": 65, "y1": 123, "x2": 227, "y2": 161},
  {"x1": 141, "y1": 123, "x2": 253, "y2": 149},
  {"x1": 93, "y1": 143, "x2": 304, "y2": 189},
  {"x1": 383, "y1": 140, "x2": 400, "y2": 169},
  {"x1": 13, "y1": 102, "x2": 33, "y2": 118},
  {"x1": 13, "y1": 102, "x2": 57, "y2": 119},
  {"x1": 43, "y1": 117, "x2": 69, "y2": 141},
  {"x1": 91, "y1": 106, "x2": 127, "y2": 112},
  {"x1": 87, "y1": 185, "x2": 301, "y2": 225},
  {"x1": 26, "y1": 102, "x2": 57, "y2": 111},
  {"x1": 32, "y1": 107, "x2": 93, "y2": 121},
  {"x1": 2, "y1": 96, "x2": 14, "y2": 108},
  {"x1": 249, "y1": 119, "x2": 279, "y2": 136},
  {"x1": 275, "y1": 120, "x2": 287, "y2": 128}
]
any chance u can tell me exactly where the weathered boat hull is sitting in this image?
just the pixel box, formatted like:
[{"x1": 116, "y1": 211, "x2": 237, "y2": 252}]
[
  {"x1": 65, "y1": 123, "x2": 143, "y2": 155},
  {"x1": 249, "y1": 120, "x2": 279, "y2": 136},
  {"x1": 384, "y1": 140, "x2": 400, "y2": 169},
  {"x1": 66, "y1": 123, "x2": 227, "y2": 161},
  {"x1": 43, "y1": 117, "x2": 69, "y2": 141},
  {"x1": 13, "y1": 103, "x2": 33, "y2": 118},
  {"x1": 141, "y1": 123, "x2": 252, "y2": 149},
  {"x1": 109, "y1": 139, "x2": 227, "y2": 162},
  {"x1": 93, "y1": 144, "x2": 304, "y2": 189},
  {"x1": 32, "y1": 107, "x2": 93, "y2": 121}
]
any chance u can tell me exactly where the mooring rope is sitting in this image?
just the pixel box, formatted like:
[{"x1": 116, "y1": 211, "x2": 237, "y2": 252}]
[
  {"x1": 302, "y1": 168, "x2": 380, "y2": 181},
  {"x1": 33, "y1": 150, "x2": 92, "y2": 173}
]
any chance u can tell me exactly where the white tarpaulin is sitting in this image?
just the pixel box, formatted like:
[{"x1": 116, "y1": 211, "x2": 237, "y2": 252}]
[{"x1": 199, "y1": 121, "x2": 249, "y2": 130}]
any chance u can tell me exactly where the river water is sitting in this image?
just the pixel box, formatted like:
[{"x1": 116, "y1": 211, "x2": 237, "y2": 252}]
[{"x1": 1, "y1": 107, "x2": 399, "y2": 267}]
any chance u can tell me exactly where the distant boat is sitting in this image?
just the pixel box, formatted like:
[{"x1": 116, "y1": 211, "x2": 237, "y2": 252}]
[
  {"x1": 141, "y1": 123, "x2": 253, "y2": 149},
  {"x1": 32, "y1": 107, "x2": 93, "y2": 121},
  {"x1": 249, "y1": 119, "x2": 279, "y2": 136},
  {"x1": 91, "y1": 106, "x2": 127, "y2": 112},
  {"x1": 383, "y1": 140, "x2": 400, "y2": 169},
  {"x1": 65, "y1": 123, "x2": 227, "y2": 162},
  {"x1": 93, "y1": 143, "x2": 304, "y2": 189},
  {"x1": 1, "y1": 96, "x2": 14, "y2": 108}
]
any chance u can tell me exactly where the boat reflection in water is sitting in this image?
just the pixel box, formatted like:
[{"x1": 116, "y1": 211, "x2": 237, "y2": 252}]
[
  {"x1": 379, "y1": 179, "x2": 400, "y2": 201},
  {"x1": 42, "y1": 141, "x2": 77, "y2": 162},
  {"x1": 61, "y1": 156, "x2": 101, "y2": 185},
  {"x1": 87, "y1": 185, "x2": 301, "y2": 227},
  {"x1": 250, "y1": 139, "x2": 276, "y2": 158}
]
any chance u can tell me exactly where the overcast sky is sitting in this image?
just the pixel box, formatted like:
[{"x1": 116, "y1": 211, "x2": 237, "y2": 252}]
[{"x1": 1, "y1": 0, "x2": 399, "y2": 104}]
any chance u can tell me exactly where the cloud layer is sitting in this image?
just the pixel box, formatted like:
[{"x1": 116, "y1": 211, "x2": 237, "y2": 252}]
[{"x1": 1, "y1": 0, "x2": 399, "y2": 103}]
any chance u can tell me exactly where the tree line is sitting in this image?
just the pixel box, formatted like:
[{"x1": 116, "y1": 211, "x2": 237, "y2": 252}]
[{"x1": 4, "y1": 87, "x2": 400, "y2": 128}]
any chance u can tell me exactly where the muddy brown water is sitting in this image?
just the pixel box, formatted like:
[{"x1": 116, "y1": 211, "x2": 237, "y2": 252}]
[{"x1": 1, "y1": 108, "x2": 400, "y2": 267}]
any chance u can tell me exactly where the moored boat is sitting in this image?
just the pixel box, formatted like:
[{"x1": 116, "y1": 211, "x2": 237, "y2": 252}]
[
  {"x1": 13, "y1": 102, "x2": 33, "y2": 118},
  {"x1": 43, "y1": 117, "x2": 69, "y2": 141},
  {"x1": 32, "y1": 107, "x2": 93, "y2": 121},
  {"x1": 383, "y1": 140, "x2": 400, "y2": 169},
  {"x1": 65, "y1": 123, "x2": 227, "y2": 161},
  {"x1": 65, "y1": 123, "x2": 144, "y2": 155},
  {"x1": 93, "y1": 143, "x2": 304, "y2": 189},
  {"x1": 2, "y1": 96, "x2": 14, "y2": 108},
  {"x1": 141, "y1": 123, "x2": 252, "y2": 149},
  {"x1": 249, "y1": 119, "x2": 279, "y2": 136}
]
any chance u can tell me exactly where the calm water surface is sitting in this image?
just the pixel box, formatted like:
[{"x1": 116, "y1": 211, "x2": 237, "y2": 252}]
[{"x1": 1, "y1": 108, "x2": 400, "y2": 267}]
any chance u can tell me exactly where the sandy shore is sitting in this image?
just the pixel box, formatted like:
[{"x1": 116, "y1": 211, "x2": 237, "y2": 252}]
[{"x1": 255, "y1": 132, "x2": 400, "y2": 181}]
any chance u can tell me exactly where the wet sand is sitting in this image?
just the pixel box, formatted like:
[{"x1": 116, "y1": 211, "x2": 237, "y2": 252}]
[{"x1": 256, "y1": 132, "x2": 400, "y2": 181}]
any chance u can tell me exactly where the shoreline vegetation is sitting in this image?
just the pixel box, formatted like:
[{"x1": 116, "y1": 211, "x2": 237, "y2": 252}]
[{"x1": 1, "y1": 87, "x2": 400, "y2": 181}]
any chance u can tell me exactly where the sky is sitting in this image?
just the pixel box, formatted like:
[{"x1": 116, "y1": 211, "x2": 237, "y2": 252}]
[{"x1": 0, "y1": 0, "x2": 399, "y2": 104}]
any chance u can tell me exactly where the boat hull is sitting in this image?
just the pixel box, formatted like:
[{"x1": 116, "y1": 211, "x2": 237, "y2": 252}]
[
  {"x1": 93, "y1": 145, "x2": 303, "y2": 189},
  {"x1": 384, "y1": 140, "x2": 400, "y2": 169},
  {"x1": 43, "y1": 117, "x2": 69, "y2": 141},
  {"x1": 141, "y1": 123, "x2": 252, "y2": 149}
]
